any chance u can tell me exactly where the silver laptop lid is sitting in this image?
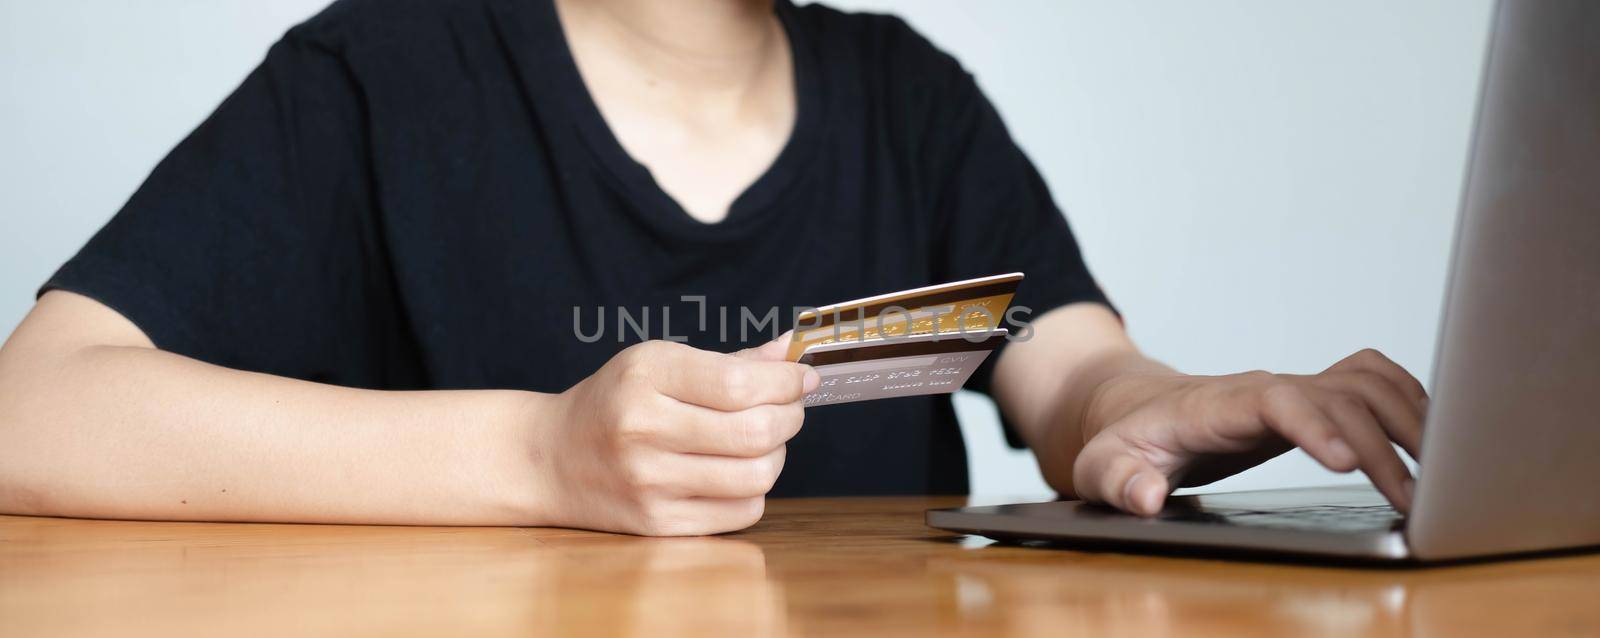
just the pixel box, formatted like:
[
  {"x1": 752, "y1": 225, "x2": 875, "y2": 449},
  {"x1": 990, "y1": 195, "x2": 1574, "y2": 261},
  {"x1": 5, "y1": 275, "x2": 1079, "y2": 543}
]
[{"x1": 1408, "y1": 0, "x2": 1600, "y2": 560}]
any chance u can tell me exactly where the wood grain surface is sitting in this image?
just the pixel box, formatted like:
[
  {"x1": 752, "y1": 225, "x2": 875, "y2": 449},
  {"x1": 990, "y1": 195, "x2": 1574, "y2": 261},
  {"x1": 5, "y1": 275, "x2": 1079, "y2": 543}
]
[{"x1": 3, "y1": 496, "x2": 1597, "y2": 637}]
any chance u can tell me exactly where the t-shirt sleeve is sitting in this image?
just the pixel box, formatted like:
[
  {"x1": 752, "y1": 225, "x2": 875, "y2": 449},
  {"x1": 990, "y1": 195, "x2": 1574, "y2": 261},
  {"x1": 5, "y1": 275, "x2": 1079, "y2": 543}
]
[
  {"x1": 897, "y1": 22, "x2": 1115, "y2": 445},
  {"x1": 41, "y1": 33, "x2": 412, "y2": 388}
]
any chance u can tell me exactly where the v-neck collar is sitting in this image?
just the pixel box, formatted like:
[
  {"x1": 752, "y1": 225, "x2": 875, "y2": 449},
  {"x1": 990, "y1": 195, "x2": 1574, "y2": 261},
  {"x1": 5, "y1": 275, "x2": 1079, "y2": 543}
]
[{"x1": 491, "y1": 0, "x2": 824, "y2": 242}]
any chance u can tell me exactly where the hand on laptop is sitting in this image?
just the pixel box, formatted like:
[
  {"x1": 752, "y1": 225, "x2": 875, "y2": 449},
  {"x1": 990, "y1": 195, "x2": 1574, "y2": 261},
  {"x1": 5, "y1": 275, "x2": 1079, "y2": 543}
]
[
  {"x1": 532, "y1": 338, "x2": 818, "y2": 536},
  {"x1": 1072, "y1": 349, "x2": 1428, "y2": 517}
]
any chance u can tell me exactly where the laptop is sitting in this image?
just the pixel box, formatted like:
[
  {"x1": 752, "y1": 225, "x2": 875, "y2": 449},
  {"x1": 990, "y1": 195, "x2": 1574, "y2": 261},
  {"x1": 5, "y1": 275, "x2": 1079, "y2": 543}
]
[{"x1": 927, "y1": 0, "x2": 1600, "y2": 562}]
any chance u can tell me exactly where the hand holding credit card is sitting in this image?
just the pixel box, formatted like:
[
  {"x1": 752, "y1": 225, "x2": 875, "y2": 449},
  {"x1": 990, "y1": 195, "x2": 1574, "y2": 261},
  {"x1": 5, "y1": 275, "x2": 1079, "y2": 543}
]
[{"x1": 787, "y1": 273, "x2": 1023, "y2": 407}]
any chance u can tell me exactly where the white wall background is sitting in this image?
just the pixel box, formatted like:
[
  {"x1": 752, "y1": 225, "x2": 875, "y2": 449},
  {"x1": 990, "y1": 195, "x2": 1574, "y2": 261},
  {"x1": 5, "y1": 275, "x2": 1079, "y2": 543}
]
[{"x1": 0, "y1": 1, "x2": 1494, "y2": 498}]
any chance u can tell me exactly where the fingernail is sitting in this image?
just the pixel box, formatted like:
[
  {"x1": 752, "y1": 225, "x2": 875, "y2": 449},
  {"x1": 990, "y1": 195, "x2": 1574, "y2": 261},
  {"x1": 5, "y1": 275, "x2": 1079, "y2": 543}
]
[
  {"x1": 1326, "y1": 438, "x2": 1357, "y2": 469},
  {"x1": 802, "y1": 367, "x2": 820, "y2": 393},
  {"x1": 1123, "y1": 473, "x2": 1162, "y2": 517},
  {"x1": 1122, "y1": 474, "x2": 1146, "y2": 514}
]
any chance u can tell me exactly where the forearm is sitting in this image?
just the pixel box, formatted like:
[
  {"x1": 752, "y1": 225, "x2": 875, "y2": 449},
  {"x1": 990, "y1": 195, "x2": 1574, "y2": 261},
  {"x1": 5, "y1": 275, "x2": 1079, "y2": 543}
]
[
  {"x1": 991, "y1": 304, "x2": 1177, "y2": 496},
  {"x1": 0, "y1": 343, "x2": 551, "y2": 525}
]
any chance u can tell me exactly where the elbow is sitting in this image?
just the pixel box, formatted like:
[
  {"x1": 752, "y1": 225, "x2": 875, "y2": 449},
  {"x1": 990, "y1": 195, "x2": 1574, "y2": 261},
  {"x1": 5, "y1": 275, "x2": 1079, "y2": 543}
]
[
  {"x1": 0, "y1": 475, "x2": 52, "y2": 518},
  {"x1": 0, "y1": 379, "x2": 57, "y2": 517},
  {"x1": 0, "y1": 433, "x2": 60, "y2": 518}
]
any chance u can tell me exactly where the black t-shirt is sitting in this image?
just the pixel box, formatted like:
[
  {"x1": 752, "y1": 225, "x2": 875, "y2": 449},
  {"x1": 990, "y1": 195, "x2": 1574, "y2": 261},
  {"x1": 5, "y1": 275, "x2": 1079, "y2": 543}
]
[{"x1": 43, "y1": 0, "x2": 1110, "y2": 496}]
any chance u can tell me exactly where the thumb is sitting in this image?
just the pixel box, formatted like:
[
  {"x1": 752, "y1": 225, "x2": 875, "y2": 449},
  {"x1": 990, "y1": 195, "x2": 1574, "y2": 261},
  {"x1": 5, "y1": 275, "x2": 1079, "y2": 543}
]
[
  {"x1": 734, "y1": 330, "x2": 796, "y2": 363},
  {"x1": 1072, "y1": 434, "x2": 1171, "y2": 517},
  {"x1": 734, "y1": 331, "x2": 820, "y2": 394}
]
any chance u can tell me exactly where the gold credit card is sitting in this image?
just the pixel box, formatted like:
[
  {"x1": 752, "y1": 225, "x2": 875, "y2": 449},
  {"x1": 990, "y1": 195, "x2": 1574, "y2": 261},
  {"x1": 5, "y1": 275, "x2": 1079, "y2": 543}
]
[{"x1": 785, "y1": 273, "x2": 1024, "y2": 362}]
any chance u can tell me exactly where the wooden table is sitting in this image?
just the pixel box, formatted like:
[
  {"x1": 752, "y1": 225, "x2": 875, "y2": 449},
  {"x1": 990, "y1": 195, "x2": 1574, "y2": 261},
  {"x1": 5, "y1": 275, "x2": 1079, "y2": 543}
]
[{"x1": 2, "y1": 497, "x2": 1597, "y2": 637}]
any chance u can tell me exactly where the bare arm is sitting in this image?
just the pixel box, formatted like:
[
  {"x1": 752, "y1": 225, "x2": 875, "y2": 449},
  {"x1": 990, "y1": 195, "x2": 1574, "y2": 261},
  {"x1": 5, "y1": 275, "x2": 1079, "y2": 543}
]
[
  {"x1": 0, "y1": 291, "x2": 814, "y2": 534},
  {"x1": 992, "y1": 302, "x2": 1429, "y2": 516},
  {"x1": 0, "y1": 291, "x2": 545, "y2": 525}
]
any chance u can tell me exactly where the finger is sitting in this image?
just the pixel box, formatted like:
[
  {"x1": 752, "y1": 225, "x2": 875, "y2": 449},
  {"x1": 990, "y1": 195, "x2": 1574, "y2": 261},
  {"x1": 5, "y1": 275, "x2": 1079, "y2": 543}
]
[
  {"x1": 734, "y1": 330, "x2": 795, "y2": 362},
  {"x1": 653, "y1": 402, "x2": 804, "y2": 457},
  {"x1": 634, "y1": 497, "x2": 767, "y2": 536},
  {"x1": 1321, "y1": 395, "x2": 1416, "y2": 513},
  {"x1": 1258, "y1": 384, "x2": 1361, "y2": 473},
  {"x1": 688, "y1": 496, "x2": 768, "y2": 535},
  {"x1": 1071, "y1": 434, "x2": 1171, "y2": 517},
  {"x1": 664, "y1": 446, "x2": 787, "y2": 499},
  {"x1": 1320, "y1": 372, "x2": 1424, "y2": 459},
  {"x1": 1326, "y1": 349, "x2": 1429, "y2": 412},
  {"x1": 651, "y1": 343, "x2": 818, "y2": 410}
]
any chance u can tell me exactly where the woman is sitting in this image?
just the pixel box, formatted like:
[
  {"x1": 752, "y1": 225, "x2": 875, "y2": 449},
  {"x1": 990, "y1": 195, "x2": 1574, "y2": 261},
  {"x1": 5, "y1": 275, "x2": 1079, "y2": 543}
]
[{"x1": 0, "y1": 0, "x2": 1425, "y2": 535}]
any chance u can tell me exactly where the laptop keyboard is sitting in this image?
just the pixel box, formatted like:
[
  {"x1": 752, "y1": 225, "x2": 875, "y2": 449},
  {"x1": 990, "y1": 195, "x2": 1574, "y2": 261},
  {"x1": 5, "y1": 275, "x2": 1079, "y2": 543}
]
[{"x1": 1164, "y1": 504, "x2": 1404, "y2": 532}]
